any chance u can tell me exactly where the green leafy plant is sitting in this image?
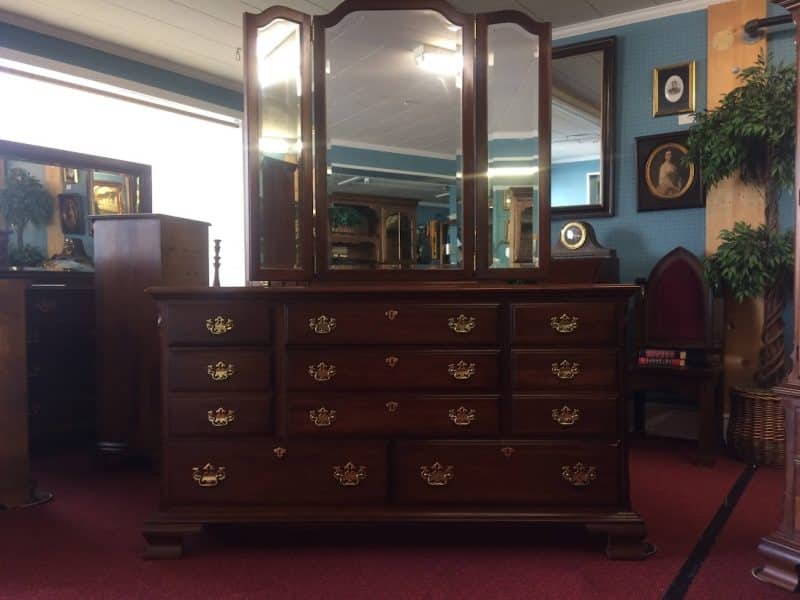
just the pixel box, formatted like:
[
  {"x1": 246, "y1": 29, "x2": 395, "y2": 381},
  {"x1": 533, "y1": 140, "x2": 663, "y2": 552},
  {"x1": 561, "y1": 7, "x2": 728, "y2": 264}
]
[
  {"x1": 9, "y1": 244, "x2": 46, "y2": 268},
  {"x1": 685, "y1": 52, "x2": 796, "y2": 387},
  {"x1": 0, "y1": 168, "x2": 54, "y2": 254},
  {"x1": 329, "y1": 205, "x2": 364, "y2": 230}
]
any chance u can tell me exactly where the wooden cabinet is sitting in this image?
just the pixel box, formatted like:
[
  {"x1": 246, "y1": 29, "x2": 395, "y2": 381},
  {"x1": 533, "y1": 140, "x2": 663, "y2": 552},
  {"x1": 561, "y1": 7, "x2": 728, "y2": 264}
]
[
  {"x1": 92, "y1": 214, "x2": 209, "y2": 459},
  {"x1": 143, "y1": 285, "x2": 647, "y2": 560}
]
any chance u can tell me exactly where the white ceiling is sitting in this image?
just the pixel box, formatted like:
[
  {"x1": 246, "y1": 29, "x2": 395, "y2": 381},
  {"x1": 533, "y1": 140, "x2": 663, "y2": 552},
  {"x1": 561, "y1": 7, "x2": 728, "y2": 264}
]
[{"x1": 0, "y1": 0, "x2": 687, "y2": 89}]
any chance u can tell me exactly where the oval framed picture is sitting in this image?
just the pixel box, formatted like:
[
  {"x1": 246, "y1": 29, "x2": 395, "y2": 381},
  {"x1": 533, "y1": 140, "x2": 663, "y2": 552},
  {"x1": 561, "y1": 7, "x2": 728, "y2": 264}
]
[
  {"x1": 653, "y1": 61, "x2": 695, "y2": 117},
  {"x1": 636, "y1": 131, "x2": 704, "y2": 212}
]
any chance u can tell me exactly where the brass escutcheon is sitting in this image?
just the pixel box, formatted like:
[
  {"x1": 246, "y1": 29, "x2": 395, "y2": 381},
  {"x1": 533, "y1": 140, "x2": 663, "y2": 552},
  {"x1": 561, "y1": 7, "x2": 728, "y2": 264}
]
[
  {"x1": 385, "y1": 356, "x2": 399, "y2": 368},
  {"x1": 385, "y1": 309, "x2": 399, "y2": 321},
  {"x1": 561, "y1": 462, "x2": 597, "y2": 487},
  {"x1": 192, "y1": 463, "x2": 226, "y2": 487},
  {"x1": 551, "y1": 360, "x2": 580, "y2": 380},
  {"x1": 385, "y1": 401, "x2": 399, "y2": 413},
  {"x1": 308, "y1": 362, "x2": 336, "y2": 382},
  {"x1": 420, "y1": 462, "x2": 454, "y2": 486},
  {"x1": 500, "y1": 447, "x2": 515, "y2": 458},
  {"x1": 207, "y1": 407, "x2": 236, "y2": 427},
  {"x1": 309, "y1": 315, "x2": 336, "y2": 334},
  {"x1": 206, "y1": 316, "x2": 234, "y2": 335},
  {"x1": 448, "y1": 406, "x2": 477, "y2": 426},
  {"x1": 549, "y1": 314, "x2": 579, "y2": 334},
  {"x1": 309, "y1": 407, "x2": 336, "y2": 427},
  {"x1": 207, "y1": 361, "x2": 235, "y2": 381},
  {"x1": 273, "y1": 447, "x2": 287, "y2": 459},
  {"x1": 552, "y1": 405, "x2": 581, "y2": 426},
  {"x1": 448, "y1": 314, "x2": 476, "y2": 334},
  {"x1": 333, "y1": 462, "x2": 367, "y2": 486},
  {"x1": 448, "y1": 360, "x2": 476, "y2": 380}
]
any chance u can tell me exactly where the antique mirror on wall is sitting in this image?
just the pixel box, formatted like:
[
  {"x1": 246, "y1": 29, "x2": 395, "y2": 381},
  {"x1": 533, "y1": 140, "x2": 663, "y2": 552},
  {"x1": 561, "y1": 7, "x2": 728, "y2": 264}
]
[
  {"x1": 0, "y1": 139, "x2": 151, "y2": 271},
  {"x1": 314, "y1": 2, "x2": 474, "y2": 279},
  {"x1": 476, "y1": 12, "x2": 551, "y2": 278},
  {"x1": 550, "y1": 37, "x2": 615, "y2": 218}
]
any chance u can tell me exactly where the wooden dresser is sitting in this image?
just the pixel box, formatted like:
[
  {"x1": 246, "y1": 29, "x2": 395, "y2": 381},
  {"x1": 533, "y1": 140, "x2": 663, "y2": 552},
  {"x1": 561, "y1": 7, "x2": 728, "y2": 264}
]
[{"x1": 143, "y1": 284, "x2": 646, "y2": 559}]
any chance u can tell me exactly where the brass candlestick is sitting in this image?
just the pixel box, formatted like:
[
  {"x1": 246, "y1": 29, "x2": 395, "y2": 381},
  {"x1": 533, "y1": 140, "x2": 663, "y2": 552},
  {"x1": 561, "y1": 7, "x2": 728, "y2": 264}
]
[{"x1": 212, "y1": 239, "x2": 221, "y2": 287}]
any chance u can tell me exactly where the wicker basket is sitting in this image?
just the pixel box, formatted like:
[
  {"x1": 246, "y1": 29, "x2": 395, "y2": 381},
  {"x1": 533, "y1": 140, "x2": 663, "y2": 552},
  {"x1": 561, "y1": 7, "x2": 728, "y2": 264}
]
[{"x1": 727, "y1": 387, "x2": 785, "y2": 466}]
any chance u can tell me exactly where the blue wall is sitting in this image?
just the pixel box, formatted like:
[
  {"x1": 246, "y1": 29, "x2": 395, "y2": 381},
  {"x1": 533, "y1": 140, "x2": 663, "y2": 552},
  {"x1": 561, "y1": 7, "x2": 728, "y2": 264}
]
[{"x1": 552, "y1": 159, "x2": 601, "y2": 207}]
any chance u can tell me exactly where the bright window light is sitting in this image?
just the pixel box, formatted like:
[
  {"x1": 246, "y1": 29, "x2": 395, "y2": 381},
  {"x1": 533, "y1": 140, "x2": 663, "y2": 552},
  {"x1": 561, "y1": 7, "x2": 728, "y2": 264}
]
[
  {"x1": 414, "y1": 44, "x2": 463, "y2": 76},
  {"x1": 257, "y1": 20, "x2": 301, "y2": 93},
  {"x1": 488, "y1": 166, "x2": 539, "y2": 178}
]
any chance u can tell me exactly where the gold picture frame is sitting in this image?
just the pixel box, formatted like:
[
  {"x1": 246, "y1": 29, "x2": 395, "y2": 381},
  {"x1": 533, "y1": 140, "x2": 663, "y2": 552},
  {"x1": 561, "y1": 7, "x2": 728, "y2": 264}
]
[
  {"x1": 653, "y1": 61, "x2": 696, "y2": 117},
  {"x1": 92, "y1": 182, "x2": 124, "y2": 215},
  {"x1": 62, "y1": 167, "x2": 79, "y2": 185}
]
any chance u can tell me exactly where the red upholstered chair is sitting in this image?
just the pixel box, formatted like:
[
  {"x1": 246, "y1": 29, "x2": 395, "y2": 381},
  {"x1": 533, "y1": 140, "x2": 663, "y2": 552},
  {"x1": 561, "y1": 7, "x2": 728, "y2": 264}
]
[{"x1": 628, "y1": 247, "x2": 725, "y2": 465}]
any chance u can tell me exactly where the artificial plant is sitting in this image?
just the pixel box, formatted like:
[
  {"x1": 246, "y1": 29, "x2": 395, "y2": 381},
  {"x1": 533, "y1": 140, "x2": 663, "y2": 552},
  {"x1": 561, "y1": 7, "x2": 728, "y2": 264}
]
[
  {"x1": 685, "y1": 52, "x2": 796, "y2": 387},
  {"x1": 0, "y1": 168, "x2": 54, "y2": 259}
]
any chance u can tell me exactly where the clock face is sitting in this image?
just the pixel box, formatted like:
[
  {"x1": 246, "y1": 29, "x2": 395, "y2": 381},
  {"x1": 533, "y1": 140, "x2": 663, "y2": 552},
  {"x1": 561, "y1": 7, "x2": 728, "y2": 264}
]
[{"x1": 560, "y1": 222, "x2": 587, "y2": 250}]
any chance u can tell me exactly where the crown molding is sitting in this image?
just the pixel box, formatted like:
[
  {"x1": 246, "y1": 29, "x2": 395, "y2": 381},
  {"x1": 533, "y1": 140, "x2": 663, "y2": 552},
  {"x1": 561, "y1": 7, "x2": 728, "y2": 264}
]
[{"x1": 553, "y1": 0, "x2": 729, "y2": 40}]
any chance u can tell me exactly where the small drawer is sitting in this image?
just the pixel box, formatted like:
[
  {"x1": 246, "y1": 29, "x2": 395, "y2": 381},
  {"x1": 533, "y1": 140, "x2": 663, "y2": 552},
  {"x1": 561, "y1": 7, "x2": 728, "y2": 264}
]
[
  {"x1": 287, "y1": 302, "x2": 499, "y2": 345},
  {"x1": 165, "y1": 440, "x2": 386, "y2": 506},
  {"x1": 512, "y1": 394, "x2": 619, "y2": 437},
  {"x1": 167, "y1": 393, "x2": 272, "y2": 437},
  {"x1": 512, "y1": 302, "x2": 618, "y2": 346},
  {"x1": 288, "y1": 393, "x2": 499, "y2": 436},
  {"x1": 164, "y1": 301, "x2": 271, "y2": 345},
  {"x1": 167, "y1": 348, "x2": 271, "y2": 392},
  {"x1": 287, "y1": 348, "x2": 499, "y2": 391},
  {"x1": 512, "y1": 350, "x2": 618, "y2": 391},
  {"x1": 393, "y1": 441, "x2": 620, "y2": 505}
]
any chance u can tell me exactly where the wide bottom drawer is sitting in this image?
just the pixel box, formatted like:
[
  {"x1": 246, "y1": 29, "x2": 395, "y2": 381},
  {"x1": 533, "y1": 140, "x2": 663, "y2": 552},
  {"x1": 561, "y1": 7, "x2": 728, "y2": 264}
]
[
  {"x1": 394, "y1": 441, "x2": 621, "y2": 506},
  {"x1": 165, "y1": 440, "x2": 386, "y2": 506}
]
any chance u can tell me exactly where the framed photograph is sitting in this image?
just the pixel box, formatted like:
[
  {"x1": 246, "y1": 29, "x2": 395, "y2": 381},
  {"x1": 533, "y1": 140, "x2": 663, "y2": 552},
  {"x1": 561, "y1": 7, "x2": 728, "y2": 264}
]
[
  {"x1": 91, "y1": 182, "x2": 124, "y2": 215},
  {"x1": 653, "y1": 61, "x2": 695, "y2": 117},
  {"x1": 62, "y1": 167, "x2": 79, "y2": 185},
  {"x1": 636, "y1": 131, "x2": 704, "y2": 211},
  {"x1": 58, "y1": 193, "x2": 85, "y2": 234}
]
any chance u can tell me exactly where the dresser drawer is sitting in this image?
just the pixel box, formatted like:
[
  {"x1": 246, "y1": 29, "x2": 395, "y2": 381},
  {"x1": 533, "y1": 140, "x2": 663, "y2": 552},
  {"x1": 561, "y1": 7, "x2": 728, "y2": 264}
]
[
  {"x1": 287, "y1": 303, "x2": 499, "y2": 345},
  {"x1": 512, "y1": 394, "x2": 619, "y2": 436},
  {"x1": 512, "y1": 350, "x2": 618, "y2": 391},
  {"x1": 287, "y1": 349, "x2": 499, "y2": 391},
  {"x1": 394, "y1": 441, "x2": 620, "y2": 505},
  {"x1": 167, "y1": 348, "x2": 271, "y2": 392},
  {"x1": 167, "y1": 393, "x2": 272, "y2": 437},
  {"x1": 165, "y1": 301, "x2": 271, "y2": 345},
  {"x1": 288, "y1": 393, "x2": 499, "y2": 436},
  {"x1": 165, "y1": 441, "x2": 386, "y2": 506},
  {"x1": 512, "y1": 302, "x2": 618, "y2": 346}
]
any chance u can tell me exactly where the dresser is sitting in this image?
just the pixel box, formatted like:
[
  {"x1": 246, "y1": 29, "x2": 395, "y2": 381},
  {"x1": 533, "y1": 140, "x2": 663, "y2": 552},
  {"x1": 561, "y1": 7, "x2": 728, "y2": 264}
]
[{"x1": 143, "y1": 284, "x2": 646, "y2": 559}]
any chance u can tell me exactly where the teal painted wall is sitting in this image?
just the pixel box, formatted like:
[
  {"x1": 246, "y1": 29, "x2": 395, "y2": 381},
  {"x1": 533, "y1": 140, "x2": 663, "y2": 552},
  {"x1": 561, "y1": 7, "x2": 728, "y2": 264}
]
[{"x1": 552, "y1": 159, "x2": 601, "y2": 207}]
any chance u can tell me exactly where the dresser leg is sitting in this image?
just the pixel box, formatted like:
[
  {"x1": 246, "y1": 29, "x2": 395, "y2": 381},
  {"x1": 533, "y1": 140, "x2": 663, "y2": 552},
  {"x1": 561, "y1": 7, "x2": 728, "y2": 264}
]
[
  {"x1": 143, "y1": 522, "x2": 203, "y2": 560},
  {"x1": 754, "y1": 534, "x2": 800, "y2": 591},
  {"x1": 587, "y1": 522, "x2": 652, "y2": 560}
]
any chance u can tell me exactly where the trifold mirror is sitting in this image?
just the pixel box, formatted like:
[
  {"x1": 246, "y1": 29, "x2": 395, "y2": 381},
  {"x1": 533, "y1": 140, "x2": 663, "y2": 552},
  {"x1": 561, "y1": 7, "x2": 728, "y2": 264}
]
[
  {"x1": 551, "y1": 37, "x2": 616, "y2": 218},
  {"x1": 244, "y1": 1, "x2": 551, "y2": 282}
]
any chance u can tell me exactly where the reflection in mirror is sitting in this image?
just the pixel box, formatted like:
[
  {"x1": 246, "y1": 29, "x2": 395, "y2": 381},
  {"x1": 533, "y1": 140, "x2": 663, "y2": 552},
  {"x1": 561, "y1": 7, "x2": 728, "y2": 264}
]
[
  {"x1": 256, "y1": 18, "x2": 303, "y2": 271},
  {"x1": 486, "y1": 22, "x2": 540, "y2": 269},
  {"x1": 551, "y1": 37, "x2": 614, "y2": 217},
  {"x1": 324, "y1": 10, "x2": 463, "y2": 270}
]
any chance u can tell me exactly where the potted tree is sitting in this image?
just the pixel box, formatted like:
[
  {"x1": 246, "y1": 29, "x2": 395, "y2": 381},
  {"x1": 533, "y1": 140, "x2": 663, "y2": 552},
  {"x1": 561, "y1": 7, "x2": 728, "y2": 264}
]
[
  {"x1": 0, "y1": 168, "x2": 54, "y2": 268},
  {"x1": 685, "y1": 52, "x2": 796, "y2": 464}
]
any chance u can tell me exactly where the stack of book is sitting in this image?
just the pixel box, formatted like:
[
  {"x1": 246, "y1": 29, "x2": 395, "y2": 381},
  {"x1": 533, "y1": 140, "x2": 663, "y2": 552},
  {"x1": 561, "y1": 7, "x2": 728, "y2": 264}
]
[{"x1": 637, "y1": 348, "x2": 694, "y2": 367}]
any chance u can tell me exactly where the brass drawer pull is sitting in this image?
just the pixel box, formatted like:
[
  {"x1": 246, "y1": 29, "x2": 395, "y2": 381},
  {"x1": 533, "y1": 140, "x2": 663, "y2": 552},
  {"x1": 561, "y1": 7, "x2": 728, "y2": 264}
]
[
  {"x1": 206, "y1": 316, "x2": 233, "y2": 335},
  {"x1": 552, "y1": 405, "x2": 580, "y2": 426},
  {"x1": 550, "y1": 314, "x2": 579, "y2": 334},
  {"x1": 385, "y1": 401, "x2": 399, "y2": 413},
  {"x1": 333, "y1": 462, "x2": 367, "y2": 486},
  {"x1": 448, "y1": 360, "x2": 476, "y2": 380},
  {"x1": 309, "y1": 407, "x2": 336, "y2": 427},
  {"x1": 385, "y1": 356, "x2": 399, "y2": 368},
  {"x1": 448, "y1": 314, "x2": 476, "y2": 334},
  {"x1": 273, "y1": 447, "x2": 287, "y2": 459},
  {"x1": 207, "y1": 407, "x2": 236, "y2": 427},
  {"x1": 309, "y1": 315, "x2": 336, "y2": 334},
  {"x1": 192, "y1": 463, "x2": 226, "y2": 487},
  {"x1": 561, "y1": 462, "x2": 597, "y2": 487},
  {"x1": 420, "y1": 462, "x2": 454, "y2": 486},
  {"x1": 500, "y1": 447, "x2": 515, "y2": 458},
  {"x1": 207, "y1": 361, "x2": 235, "y2": 381},
  {"x1": 551, "y1": 360, "x2": 580, "y2": 380},
  {"x1": 385, "y1": 308, "x2": 399, "y2": 321},
  {"x1": 448, "y1": 406, "x2": 476, "y2": 426},
  {"x1": 308, "y1": 362, "x2": 336, "y2": 382}
]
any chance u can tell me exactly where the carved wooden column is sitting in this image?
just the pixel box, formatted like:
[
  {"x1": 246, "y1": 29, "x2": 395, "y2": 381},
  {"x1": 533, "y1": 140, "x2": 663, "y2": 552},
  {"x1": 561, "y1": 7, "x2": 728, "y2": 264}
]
[{"x1": 755, "y1": 0, "x2": 800, "y2": 591}]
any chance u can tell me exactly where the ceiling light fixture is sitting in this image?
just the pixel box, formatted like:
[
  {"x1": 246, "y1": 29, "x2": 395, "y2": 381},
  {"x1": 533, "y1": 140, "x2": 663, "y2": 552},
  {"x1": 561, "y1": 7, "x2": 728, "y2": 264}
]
[
  {"x1": 414, "y1": 44, "x2": 463, "y2": 76},
  {"x1": 488, "y1": 166, "x2": 539, "y2": 178}
]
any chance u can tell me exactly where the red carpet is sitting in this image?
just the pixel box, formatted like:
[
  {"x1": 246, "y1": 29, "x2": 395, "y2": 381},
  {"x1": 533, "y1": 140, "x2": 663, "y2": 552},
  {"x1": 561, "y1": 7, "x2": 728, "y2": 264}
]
[{"x1": 0, "y1": 442, "x2": 777, "y2": 599}]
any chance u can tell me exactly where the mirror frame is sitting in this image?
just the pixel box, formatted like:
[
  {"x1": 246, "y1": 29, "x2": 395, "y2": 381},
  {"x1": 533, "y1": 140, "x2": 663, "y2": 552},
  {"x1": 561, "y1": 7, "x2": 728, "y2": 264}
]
[
  {"x1": 243, "y1": 6, "x2": 314, "y2": 283},
  {"x1": 475, "y1": 11, "x2": 552, "y2": 280},
  {"x1": 312, "y1": 0, "x2": 476, "y2": 281},
  {"x1": 550, "y1": 36, "x2": 616, "y2": 219}
]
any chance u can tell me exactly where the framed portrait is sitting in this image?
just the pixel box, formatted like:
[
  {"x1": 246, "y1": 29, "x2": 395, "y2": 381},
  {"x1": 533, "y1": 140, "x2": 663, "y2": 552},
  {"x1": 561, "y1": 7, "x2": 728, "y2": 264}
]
[
  {"x1": 62, "y1": 167, "x2": 79, "y2": 185},
  {"x1": 636, "y1": 131, "x2": 704, "y2": 211},
  {"x1": 653, "y1": 61, "x2": 695, "y2": 117},
  {"x1": 58, "y1": 193, "x2": 85, "y2": 234},
  {"x1": 91, "y1": 182, "x2": 124, "y2": 215}
]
